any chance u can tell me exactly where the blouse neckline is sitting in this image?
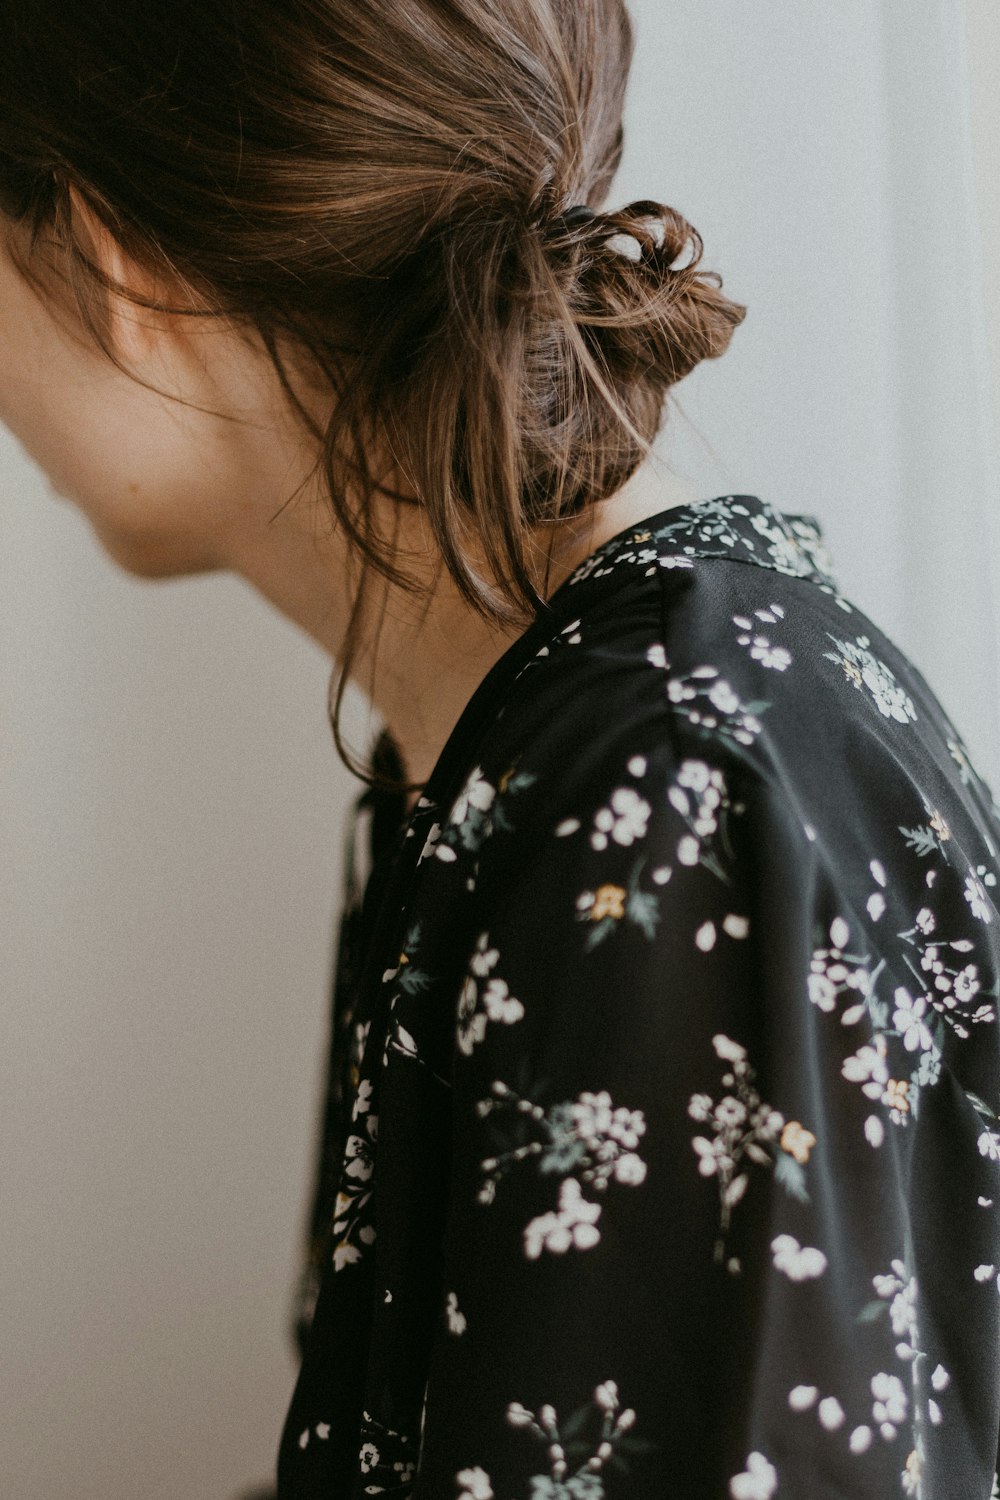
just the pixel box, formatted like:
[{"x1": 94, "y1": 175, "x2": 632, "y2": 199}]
[
  {"x1": 540, "y1": 491, "x2": 837, "y2": 616},
  {"x1": 336, "y1": 492, "x2": 839, "y2": 871},
  {"x1": 407, "y1": 493, "x2": 836, "y2": 821}
]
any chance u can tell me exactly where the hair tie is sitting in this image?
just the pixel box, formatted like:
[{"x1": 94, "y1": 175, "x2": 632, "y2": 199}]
[{"x1": 559, "y1": 203, "x2": 597, "y2": 228}]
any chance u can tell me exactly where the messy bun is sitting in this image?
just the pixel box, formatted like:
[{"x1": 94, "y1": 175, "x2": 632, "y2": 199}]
[
  {"x1": 0, "y1": 0, "x2": 747, "y2": 794},
  {"x1": 489, "y1": 191, "x2": 743, "y2": 522}
]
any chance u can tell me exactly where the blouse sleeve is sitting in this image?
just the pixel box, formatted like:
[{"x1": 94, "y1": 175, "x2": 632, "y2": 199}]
[{"x1": 412, "y1": 735, "x2": 925, "y2": 1499}]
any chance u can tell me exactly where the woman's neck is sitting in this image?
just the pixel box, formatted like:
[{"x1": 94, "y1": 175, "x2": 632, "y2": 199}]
[{"x1": 225, "y1": 454, "x2": 701, "y2": 802}]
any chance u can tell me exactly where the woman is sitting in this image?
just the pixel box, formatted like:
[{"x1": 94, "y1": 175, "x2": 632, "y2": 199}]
[{"x1": 2, "y1": 2, "x2": 998, "y2": 1497}]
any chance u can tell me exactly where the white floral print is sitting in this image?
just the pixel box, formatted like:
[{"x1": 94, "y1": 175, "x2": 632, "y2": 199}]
[
  {"x1": 458, "y1": 1380, "x2": 653, "y2": 1500},
  {"x1": 688, "y1": 1033, "x2": 800, "y2": 1272},
  {"x1": 589, "y1": 785, "x2": 650, "y2": 850},
  {"x1": 283, "y1": 494, "x2": 1000, "y2": 1500},
  {"x1": 732, "y1": 603, "x2": 793, "y2": 670},
  {"x1": 331, "y1": 1076, "x2": 378, "y2": 1272},
  {"x1": 728, "y1": 1449, "x2": 778, "y2": 1499},
  {"x1": 475, "y1": 1083, "x2": 646, "y2": 1258},
  {"x1": 666, "y1": 757, "x2": 746, "y2": 881},
  {"x1": 823, "y1": 631, "x2": 918, "y2": 723},
  {"x1": 665, "y1": 663, "x2": 768, "y2": 749},
  {"x1": 456, "y1": 932, "x2": 525, "y2": 1055}
]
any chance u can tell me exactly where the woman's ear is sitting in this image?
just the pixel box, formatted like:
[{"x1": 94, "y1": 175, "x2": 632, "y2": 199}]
[{"x1": 66, "y1": 182, "x2": 198, "y2": 370}]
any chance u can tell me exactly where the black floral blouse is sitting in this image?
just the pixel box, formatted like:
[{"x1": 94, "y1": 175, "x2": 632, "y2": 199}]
[{"x1": 275, "y1": 494, "x2": 1000, "y2": 1500}]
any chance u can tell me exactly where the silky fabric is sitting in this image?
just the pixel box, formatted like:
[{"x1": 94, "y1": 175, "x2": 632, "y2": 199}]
[{"x1": 276, "y1": 494, "x2": 1000, "y2": 1500}]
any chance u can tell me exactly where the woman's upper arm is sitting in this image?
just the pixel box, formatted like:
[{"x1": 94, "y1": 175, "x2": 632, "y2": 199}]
[
  {"x1": 414, "y1": 741, "x2": 802, "y2": 1497},
  {"x1": 411, "y1": 729, "x2": 984, "y2": 1499}
]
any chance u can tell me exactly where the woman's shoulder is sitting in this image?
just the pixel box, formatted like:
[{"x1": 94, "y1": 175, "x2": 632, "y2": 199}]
[{"x1": 432, "y1": 547, "x2": 1000, "y2": 933}]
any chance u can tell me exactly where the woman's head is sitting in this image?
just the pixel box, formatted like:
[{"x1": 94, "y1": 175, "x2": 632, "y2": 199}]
[{"x1": 0, "y1": 0, "x2": 746, "y2": 787}]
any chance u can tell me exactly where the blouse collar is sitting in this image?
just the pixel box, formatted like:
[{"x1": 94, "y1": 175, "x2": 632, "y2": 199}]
[
  {"x1": 353, "y1": 493, "x2": 841, "y2": 829},
  {"x1": 539, "y1": 492, "x2": 840, "y2": 622}
]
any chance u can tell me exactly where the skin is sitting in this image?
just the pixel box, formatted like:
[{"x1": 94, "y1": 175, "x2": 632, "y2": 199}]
[{"x1": 0, "y1": 188, "x2": 701, "y2": 813}]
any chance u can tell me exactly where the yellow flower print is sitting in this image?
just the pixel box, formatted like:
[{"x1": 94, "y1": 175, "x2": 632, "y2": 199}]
[
  {"x1": 884, "y1": 1079, "x2": 909, "y2": 1114},
  {"x1": 780, "y1": 1121, "x2": 816, "y2": 1164},
  {"x1": 591, "y1": 884, "x2": 627, "y2": 921},
  {"x1": 843, "y1": 660, "x2": 863, "y2": 687},
  {"x1": 929, "y1": 809, "x2": 951, "y2": 841}
]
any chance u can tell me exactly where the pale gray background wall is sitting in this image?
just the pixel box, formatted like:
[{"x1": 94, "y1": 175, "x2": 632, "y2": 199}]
[{"x1": 2, "y1": 4, "x2": 998, "y2": 1497}]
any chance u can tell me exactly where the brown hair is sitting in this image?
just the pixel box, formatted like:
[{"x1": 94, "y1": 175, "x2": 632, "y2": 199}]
[{"x1": 0, "y1": 0, "x2": 746, "y2": 798}]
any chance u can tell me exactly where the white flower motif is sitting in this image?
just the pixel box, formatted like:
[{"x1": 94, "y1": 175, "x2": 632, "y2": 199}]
[
  {"x1": 456, "y1": 977, "x2": 487, "y2": 1056},
  {"x1": 871, "y1": 1371, "x2": 907, "y2": 1435},
  {"x1": 678, "y1": 758, "x2": 712, "y2": 792},
  {"x1": 419, "y1": 820, "x2": 442, "y2": 863},
  {"x1": 708, "y1": 678, "x2": 741, "y2": 713},
  {"x1": 818, "y1": 1396, "x2": 845, "y2": 1429},
  {"x1": 613, "y1": 1151, "x2": 647, "y2": 1185},
  {"x1": 729, "y1": 1450, "x2": 778, "y2": 1499},
  {"x1": 692, "y1": 1135, "x2": 726, "y2": 1177},
  {"x1": 445, "y1": 1291, "x2": 467, "y2": 1335},
  {"x1": 448, "y1": 766, "x2": 495, "y2": 827},
  {"x1": 886, "y1": 1274, "x2": 919, "y2": 1353},
  {"x1": 595, "y1": 1379, "x2": 620, "y2": 1411},
  {"x1": 668, "y1": 785, "x2": 691, "y2": 816},
  {"x1": 733, "y1": 612, "x2": 793, "y2": 669},
  {"x1": 715, "y1": 1096, "x2": 747, "y2": 1128},
  {"x1": 808, "y1": 972, "x2": 837, "y2": 1011},
  {"x1": 771, "y1": 1233, "x2": 828, "y2": 1281},
  {"x1": 752, "y1": 640, "x2": 792, "y2": 669},
  {"x1": 591, "y1": 786, "x2": 651, "y2": 849},
  {"x1": 523, "y1": 1177, "x2": 602, "y2": 1259},
  {"x1": 892, "y1": 987, "x2": 935, "y2": 1052},
  {"x1": 843, "y1": 1039, "x2": 890, "y2": 1098},
  {"x1": 677, "y1": 834, "x2": 701, "y2": 865},
  {"x1": 456, "y1": 1466, "x2": 494, "y2": 1500},
  {"x1": 862, "y1": 660, "x2": 917, "y2": 722},
  {"x1": 482, "y1": 977, "x2": 525, "y2": 1025},
  {"x1": 344, "y1": 1134, "x2": 374, "y2": 1180},
  {"x1": 965, "y1": 871, "x2": 995, "y2": 923},
  {"x1": 470, "y1": 934, "x2": 499, "y2": 977},
  {"x1": 829, "y1": 916, "x2": 850, "y2": 949},
  {"x1": 954, "y1": 964, "x2": 981, "y2": 1002}
]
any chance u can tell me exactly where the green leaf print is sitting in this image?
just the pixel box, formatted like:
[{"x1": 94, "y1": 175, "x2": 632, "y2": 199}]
[{"x1": 773, "y1": 1150, "x2": 809, "y2": 1203}]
